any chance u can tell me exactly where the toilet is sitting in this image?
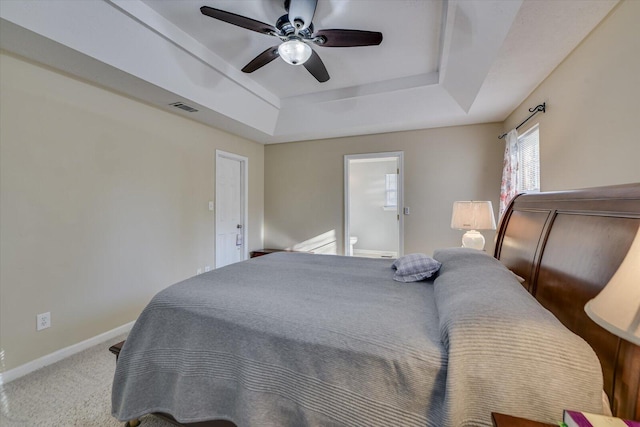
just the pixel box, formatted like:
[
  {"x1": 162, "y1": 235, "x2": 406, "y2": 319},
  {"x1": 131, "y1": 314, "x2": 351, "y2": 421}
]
[{"x1": 349, "y1": 236, "x2": 358, "y2": 256}]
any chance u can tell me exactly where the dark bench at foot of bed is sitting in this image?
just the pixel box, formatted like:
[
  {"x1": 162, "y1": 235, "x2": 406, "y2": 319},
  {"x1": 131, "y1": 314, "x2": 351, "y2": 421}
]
[
  {"x1": 109, "y1": 341, "x2": 139, "y2": 426},
  {"x1": 109, "y1": 340, "x2": 125, "y2": 360}
]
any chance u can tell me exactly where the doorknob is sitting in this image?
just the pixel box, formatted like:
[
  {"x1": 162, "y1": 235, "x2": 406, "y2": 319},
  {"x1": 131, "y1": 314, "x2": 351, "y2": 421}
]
[{"x1": 237, "y1": 224, "x2": 243, "y2": 229}]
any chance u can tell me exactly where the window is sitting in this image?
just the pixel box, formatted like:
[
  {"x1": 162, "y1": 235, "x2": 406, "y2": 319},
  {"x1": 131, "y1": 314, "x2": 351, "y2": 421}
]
[
  {"x1": 384, "y1": 173, "x2": 398, "y2": 209},
  {"x1": 517, "y1": 125, "x2": 540, "y2": 192}
]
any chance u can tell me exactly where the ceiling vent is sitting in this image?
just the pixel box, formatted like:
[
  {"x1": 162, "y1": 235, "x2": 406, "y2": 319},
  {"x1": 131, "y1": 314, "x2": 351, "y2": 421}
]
[{"x1": 169, "y1": 102, "x2": 198, "y2": 113}]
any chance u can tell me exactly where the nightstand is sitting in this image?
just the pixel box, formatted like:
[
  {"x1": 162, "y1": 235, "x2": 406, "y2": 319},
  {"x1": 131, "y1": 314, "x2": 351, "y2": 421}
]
[
  {"x1": 250, "y1": 248, "x2": 286, "y2": 258},
  {"x1": 250, "y1": 248, "x2": 309, "y2": 258},
  {"x1": 491, "y1": 412, "x2": 556, "y2": 427}
]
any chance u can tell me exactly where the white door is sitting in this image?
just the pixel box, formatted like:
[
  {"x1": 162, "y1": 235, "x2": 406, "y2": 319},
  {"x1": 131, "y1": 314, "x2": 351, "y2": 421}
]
[{"x1": 215, "y1": 151, "x2": 247, "y2": 268}]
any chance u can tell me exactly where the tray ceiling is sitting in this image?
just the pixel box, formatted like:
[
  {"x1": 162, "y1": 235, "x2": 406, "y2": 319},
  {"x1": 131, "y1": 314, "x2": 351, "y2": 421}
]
[{"x1": 0, "y1": 0, "x2": 618, "y2": 143}]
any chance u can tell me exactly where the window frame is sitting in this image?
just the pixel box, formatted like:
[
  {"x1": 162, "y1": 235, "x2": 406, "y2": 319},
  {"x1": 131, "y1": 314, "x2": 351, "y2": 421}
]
[
  {"x1": 383, "y1": 172, "x2": 398, "y2": 210},
  {"x1": 516, "y1": 124, "x2": 540, "y2": 193}
]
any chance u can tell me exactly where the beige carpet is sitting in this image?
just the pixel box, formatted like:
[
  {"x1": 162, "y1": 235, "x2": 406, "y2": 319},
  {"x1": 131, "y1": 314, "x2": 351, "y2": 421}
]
[{"x1": 0, "y1": 334, "x2": 174, "y2": 427}]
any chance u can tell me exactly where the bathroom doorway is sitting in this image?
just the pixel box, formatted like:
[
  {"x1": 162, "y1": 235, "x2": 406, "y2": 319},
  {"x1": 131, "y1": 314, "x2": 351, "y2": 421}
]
[{"x1": 344, "y1": 152, "x2": 404, "y2": 258}]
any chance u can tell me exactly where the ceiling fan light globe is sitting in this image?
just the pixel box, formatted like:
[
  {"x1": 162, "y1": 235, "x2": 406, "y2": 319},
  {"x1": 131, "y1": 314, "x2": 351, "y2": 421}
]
[{"x1": 278, "y1": 40, "x2": 312, "y2": 65}]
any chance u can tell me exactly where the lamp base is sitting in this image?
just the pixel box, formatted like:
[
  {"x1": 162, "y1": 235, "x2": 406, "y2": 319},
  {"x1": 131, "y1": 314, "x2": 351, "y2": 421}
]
[{"x1": 461, "y1": 230, "x2": 485, "y2": 250}]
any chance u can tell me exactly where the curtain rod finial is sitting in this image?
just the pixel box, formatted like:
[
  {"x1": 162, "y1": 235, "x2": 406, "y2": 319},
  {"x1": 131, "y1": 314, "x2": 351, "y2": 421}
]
[{"x1": 499, "y1": 102, "x2": 546, "y2": 140}]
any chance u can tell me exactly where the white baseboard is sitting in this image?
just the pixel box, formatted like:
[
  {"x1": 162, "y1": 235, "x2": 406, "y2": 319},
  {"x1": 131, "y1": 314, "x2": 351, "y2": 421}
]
[
  {"x1": 0, "y1": 320, "x2": 135, "y2": 384},
  {"x1": 353, "y1": 249, "x2": 398, "y2": 258}
]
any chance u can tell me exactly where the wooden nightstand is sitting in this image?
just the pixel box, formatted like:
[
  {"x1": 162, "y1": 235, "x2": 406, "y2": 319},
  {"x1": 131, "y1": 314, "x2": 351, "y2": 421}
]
[
  {"x1": 250, "y1": 248, "x2": 286, "y2": 258},
  {"x1": 491, "y1": 412, "x2": 556, "y2": 427},
  {"x1": 250, "y1": 248, "x2": 309, "y2": 258}
]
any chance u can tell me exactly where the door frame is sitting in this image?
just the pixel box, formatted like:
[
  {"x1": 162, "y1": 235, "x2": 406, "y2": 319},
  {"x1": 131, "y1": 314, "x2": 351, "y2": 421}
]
[
  {"x1": 215, "y1": 150, "x2": 249, "y2": 268},
  {"x1": 344, "y1": 151, "x2": 404, "y2": 257}
]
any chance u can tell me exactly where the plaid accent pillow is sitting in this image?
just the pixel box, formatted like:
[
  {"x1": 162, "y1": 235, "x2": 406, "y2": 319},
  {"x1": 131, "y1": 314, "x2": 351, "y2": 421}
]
[{"x1": 391, "y1": 253, "x2": 441, "y2": 282}]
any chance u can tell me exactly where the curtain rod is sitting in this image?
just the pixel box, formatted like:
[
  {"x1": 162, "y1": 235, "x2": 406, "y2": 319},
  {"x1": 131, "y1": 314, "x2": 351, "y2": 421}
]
[{"x1": 498, "y1": 102, "x2": 546, "y2": 139}]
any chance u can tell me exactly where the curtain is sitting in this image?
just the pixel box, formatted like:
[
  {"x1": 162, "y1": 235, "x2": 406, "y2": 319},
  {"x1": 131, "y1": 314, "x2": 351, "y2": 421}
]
[{"x1": 499, "y1": 129, "x2": 519, "y2": 218}]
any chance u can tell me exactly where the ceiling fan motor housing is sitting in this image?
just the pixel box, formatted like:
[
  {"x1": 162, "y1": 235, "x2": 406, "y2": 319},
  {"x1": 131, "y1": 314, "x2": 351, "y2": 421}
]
[{"x1": 275, "y1": 14, "x2": 314, "y2": 39}]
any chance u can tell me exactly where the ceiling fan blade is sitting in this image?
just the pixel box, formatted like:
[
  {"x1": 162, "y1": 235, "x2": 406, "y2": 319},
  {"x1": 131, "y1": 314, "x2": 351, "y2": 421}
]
[
  {"x1": 241, "y1": 46, "x2": 280, "y2": 73},
  {"x1": 287, "y1": 0, "x2": 317, "y2": 31},
  {"x1": 314, "y1": 29, "x2": 383, "y2": 47},
  {"x1": 200, "y1": 6, "x2": 276, "y2": 35},
  {"x1": 303, "y1": 50, "x2": 329, "y2": 82}
]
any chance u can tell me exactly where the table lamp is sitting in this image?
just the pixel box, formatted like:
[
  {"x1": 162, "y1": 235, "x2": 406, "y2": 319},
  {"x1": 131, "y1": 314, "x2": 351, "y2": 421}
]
[
  {"x1": 450, "y1": 201, "x2": 497, "y2": 250},
  {"x1": 585, "y1": 228, "x2": 640, "y2": 346}
]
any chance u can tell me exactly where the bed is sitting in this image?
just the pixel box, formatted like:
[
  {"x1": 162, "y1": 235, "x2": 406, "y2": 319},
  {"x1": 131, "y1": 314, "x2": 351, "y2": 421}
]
[{"x1": 111, "y1": 183, "x2": 640, "y2": 426}]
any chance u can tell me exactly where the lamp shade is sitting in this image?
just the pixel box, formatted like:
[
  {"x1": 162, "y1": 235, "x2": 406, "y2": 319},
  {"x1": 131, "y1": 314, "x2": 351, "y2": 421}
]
[
  {"x1": 585, "y1": 229, "x2": 640, "y2": 346},
  {"x1": 450, "y1": 201, "x2": 497, "y2": 250},
  {"x1": 450, "y1": 201, "x2": 497, "y2": 231}
]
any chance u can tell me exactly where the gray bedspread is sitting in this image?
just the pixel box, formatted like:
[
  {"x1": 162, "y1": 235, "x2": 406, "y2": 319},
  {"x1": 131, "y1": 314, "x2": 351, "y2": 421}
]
[
  {"x1": 113, "y1": 253, "x2": 446, "y2": 426},
  {"x1": 433, "y1": 248, "x2": 603, "y2": 426},
  {"x1": 112, "y1": 250, "x2": 604, "y2": 427}
]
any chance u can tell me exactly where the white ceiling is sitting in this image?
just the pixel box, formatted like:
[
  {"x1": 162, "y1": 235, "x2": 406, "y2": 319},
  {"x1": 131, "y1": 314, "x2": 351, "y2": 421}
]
[
  {"x1": 141, "y1": 0, "x2": 443, "y2": 99},
  {"x1": 0, "y1": 0, "x2": 618, "y2": 144}
]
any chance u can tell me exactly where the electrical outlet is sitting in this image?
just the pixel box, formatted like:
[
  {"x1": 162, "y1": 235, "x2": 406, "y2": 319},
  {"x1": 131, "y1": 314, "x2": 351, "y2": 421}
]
[
  {"x1": 196, "y1": 268, "x2": 202, "y2": 275},
  {"x1": 204, "y1": 266, "x2": 211, "y2": 272},
  {"x1": 37, "y1": 312, "x2": 51, "y2": 331}
]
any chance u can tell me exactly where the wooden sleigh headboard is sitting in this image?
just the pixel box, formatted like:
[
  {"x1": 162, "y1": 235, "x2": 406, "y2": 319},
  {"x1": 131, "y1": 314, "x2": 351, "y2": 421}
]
[{"x1": 494, "y1": 183, "x2": 640, "y2": 420}]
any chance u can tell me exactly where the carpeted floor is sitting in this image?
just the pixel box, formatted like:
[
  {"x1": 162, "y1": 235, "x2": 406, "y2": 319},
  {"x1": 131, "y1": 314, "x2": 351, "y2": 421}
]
[{"x1": 0, "y1": 334, "x2": 174, "y2": 427}]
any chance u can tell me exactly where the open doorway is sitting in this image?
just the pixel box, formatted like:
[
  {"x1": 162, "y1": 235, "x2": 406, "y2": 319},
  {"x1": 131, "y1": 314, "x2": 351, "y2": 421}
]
[{"x1": 344, "y1": 152, "x2": 404, "y2": 258}]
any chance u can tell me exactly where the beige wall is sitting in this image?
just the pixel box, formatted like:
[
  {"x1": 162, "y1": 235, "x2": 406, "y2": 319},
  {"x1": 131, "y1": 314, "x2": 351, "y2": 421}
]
[
  {"x1": 264, "y1": 123, "x2": 504, "y2": 257},
  {"x1": 0, "y1": 53, "x2": 264, "y2": 371},
  {"x1": 503, "y1": 0, "x2": 640, "y2": 190}
]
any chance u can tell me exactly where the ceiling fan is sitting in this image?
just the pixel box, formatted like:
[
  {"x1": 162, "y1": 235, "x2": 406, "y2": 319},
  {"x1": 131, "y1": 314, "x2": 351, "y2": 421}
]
[{"x1": 200, "y1": 0, "x2": 383, "y2": 83}]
